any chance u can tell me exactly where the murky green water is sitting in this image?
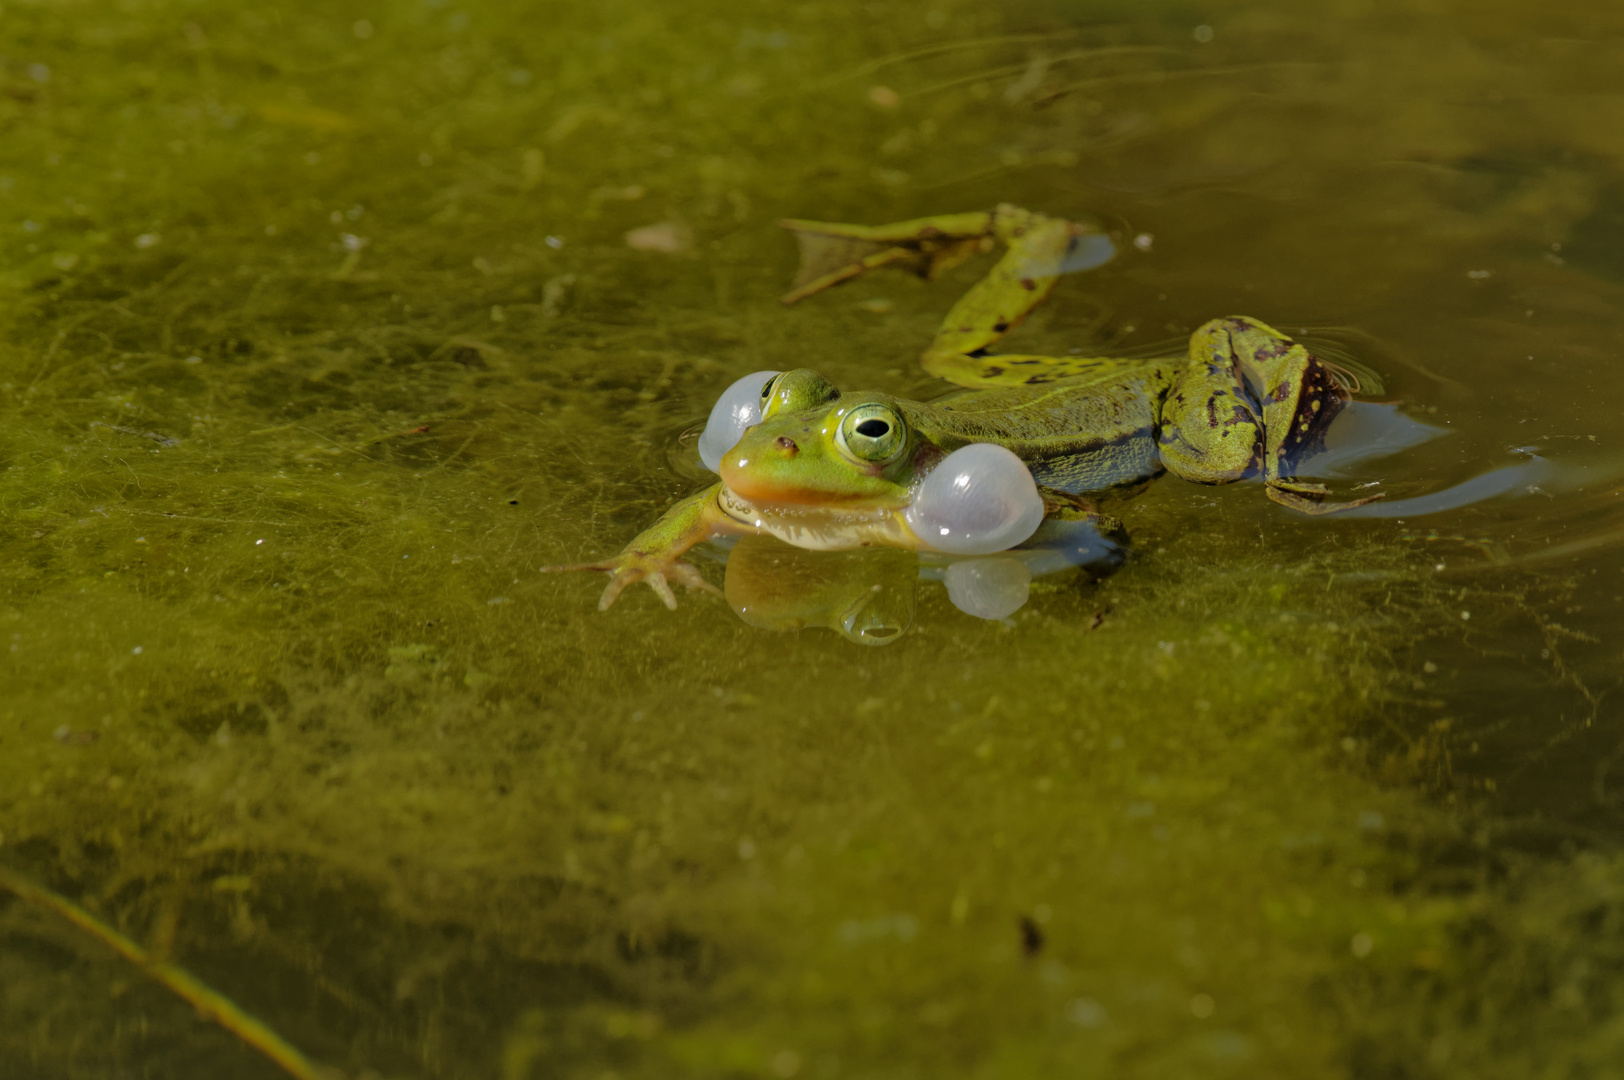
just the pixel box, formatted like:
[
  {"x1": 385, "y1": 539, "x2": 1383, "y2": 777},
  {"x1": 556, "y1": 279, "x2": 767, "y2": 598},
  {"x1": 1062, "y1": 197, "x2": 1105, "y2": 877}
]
[{"x1": 3, "y1": 0, "x2": 1624, "y2": 1076}]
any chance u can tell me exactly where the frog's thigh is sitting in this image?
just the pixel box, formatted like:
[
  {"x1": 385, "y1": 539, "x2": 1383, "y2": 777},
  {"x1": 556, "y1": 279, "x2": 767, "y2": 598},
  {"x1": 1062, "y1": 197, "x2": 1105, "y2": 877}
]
[
  {"x1": 1205, "y1": 316, "x2": 1347, "y2": 473},
  {"x1": 1157, "y1": 320, "x2": 1261, "y2": 484},
  {"x1": 922, "y1": 211, "x2": 1080, "y2": 367},
  {"x1": 1250, "y1": 340, "x2": 1344, "y2": 478}
]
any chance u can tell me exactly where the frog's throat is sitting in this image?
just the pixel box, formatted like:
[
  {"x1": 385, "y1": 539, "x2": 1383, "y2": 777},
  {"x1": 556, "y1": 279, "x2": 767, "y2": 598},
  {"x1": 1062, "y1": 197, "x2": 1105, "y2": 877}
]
[{"x1": 718, "y1": 484, "x2": 923, "y2": 552}]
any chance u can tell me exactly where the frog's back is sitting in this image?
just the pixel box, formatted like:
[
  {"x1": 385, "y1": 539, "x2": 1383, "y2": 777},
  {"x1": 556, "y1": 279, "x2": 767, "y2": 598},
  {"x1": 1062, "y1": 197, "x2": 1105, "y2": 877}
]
[{"x1": 898, "y1": 360, "x2": 1175, "y2": 494}]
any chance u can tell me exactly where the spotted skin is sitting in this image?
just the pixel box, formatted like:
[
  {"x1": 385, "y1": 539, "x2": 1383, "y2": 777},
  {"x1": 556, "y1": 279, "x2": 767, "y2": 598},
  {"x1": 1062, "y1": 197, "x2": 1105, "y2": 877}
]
[
  {"x1": 782, "y1": 209, "x2": 1373, "y2": 513},
  {"x1": 1157, "y1": 315, "x2": 1352, "y2": 511},
  {"x1": 547, "y1": 206, "x2": 1381, "y2": 610}
]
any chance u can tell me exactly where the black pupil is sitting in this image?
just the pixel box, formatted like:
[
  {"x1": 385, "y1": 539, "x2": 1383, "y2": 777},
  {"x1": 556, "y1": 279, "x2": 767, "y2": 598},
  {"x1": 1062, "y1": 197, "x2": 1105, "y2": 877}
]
[{"x1": 855, "y1": 419, "x2": 890, "y2": 438}]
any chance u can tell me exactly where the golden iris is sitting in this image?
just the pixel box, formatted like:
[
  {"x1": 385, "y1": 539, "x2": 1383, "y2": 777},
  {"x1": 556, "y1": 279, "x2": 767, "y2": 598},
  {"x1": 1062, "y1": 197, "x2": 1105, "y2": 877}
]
[{"x1": 837, "y1": 403, "x2": 906, "y2": 463}]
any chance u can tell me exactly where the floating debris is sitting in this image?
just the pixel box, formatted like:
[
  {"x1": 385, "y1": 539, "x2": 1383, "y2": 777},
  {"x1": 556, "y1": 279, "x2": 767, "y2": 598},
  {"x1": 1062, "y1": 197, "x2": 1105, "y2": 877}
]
[
  {"x1": 868, "y1": 85, "x2": 900, "y2": 108},
  {"x1": 625, "y1": 221, "x2": 693, "y2": 254}
]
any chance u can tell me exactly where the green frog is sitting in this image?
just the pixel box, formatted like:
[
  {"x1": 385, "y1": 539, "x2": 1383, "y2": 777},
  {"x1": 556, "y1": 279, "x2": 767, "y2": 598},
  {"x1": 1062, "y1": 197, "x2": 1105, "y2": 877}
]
[{"x1": 545, "y1": 205, "x2": 1379, "y2": 610}]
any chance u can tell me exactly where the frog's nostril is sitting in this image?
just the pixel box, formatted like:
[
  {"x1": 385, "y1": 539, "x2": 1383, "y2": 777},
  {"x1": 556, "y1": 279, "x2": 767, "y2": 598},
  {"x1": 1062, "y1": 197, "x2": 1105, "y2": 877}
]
[{"x1": 774, "y1": 436, "x2": 799, "y2": 456}]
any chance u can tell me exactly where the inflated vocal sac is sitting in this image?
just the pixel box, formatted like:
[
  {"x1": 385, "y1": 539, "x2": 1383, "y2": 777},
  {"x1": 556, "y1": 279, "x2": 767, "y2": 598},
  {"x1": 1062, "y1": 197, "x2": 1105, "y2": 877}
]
[
  {"x1": 904, "y1": 443, "x2": 1045, "y2": 555},
  {"x1": 698, "y1": 370, "x2": 783, "y2": 472}
]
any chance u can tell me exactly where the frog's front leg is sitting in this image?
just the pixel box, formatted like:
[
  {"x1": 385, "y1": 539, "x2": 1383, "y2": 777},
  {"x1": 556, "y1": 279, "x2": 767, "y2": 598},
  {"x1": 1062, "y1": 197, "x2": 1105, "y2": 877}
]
[
  {"x1": 1158, "y1": 317, "x2": 1384, "y2": 514},
  {"x1": 541, "y1": 484, "x2": 734, "y2": 610}
]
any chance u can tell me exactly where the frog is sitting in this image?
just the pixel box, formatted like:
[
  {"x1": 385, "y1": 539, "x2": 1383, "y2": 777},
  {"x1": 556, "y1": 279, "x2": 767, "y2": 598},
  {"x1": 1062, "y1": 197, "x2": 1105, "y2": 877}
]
[{"x1": 544, "y1": 204, "x2": 1380, "y2": 610}]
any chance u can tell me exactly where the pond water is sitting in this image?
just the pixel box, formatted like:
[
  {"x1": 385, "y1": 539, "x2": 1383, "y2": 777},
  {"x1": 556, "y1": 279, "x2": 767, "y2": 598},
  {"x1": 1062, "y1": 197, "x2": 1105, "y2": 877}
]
[{"x1": 2, "y1": 0, "x2": 1623, "y2": 1077}]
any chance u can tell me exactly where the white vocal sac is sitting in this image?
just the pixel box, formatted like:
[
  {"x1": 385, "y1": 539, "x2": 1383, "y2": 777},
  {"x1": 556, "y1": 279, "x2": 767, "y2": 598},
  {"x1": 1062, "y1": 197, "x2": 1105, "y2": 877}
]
[
  {"x1": 905, "y1": 443, "x2": 1045, "y2": 554},
  {"x1": 698, "y1": 370, "x2": 782, "y2": 472}
]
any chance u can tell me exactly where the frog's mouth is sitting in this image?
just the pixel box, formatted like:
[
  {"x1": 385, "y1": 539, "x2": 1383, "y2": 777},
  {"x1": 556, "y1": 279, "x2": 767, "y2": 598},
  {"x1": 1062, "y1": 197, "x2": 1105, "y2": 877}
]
[
  {"x1": 718, "y1": 484, "x2": 921, "y2": 552},
  {"x1": 718, "y1": 465, "x2": 890, "y2": 508}
]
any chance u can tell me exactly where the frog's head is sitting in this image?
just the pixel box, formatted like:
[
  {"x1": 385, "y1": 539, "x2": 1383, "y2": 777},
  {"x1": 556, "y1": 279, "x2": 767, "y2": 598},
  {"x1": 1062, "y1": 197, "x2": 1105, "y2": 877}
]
[
  {"x1": 718, "y1": 369, "x2": 931, "y2": 508},
  {"x1": 699, "y1": 368, "x2": 1046, "y2": 555}
]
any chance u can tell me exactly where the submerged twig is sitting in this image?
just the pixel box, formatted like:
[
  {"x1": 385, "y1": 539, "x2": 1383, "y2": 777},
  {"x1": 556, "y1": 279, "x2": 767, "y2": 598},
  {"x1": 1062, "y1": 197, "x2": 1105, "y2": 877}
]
[{"x1": 0, "y1": 865, "x2": 342, "y2": 1080}]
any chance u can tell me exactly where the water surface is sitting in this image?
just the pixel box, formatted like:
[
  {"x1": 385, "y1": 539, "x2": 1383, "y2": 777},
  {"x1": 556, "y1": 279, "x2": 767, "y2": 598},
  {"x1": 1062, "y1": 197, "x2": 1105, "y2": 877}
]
[{"x1": 2, "y1": 1, "x2": 1623, "y2": 1077}]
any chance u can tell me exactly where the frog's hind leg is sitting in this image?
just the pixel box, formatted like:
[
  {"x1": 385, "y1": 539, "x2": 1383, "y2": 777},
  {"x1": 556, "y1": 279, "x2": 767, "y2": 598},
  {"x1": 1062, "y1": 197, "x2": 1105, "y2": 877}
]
[
  {"x1": 781, "y1": 205, "x2": 1121, "y2": 388},
  {"x1": 1160, "y1": 317, "x2": 1384, "y2": 514},
  {"x1": 1156, "y1": 319, "x2": 1266, "y2": 486},
  {"x1": 779, "y1": 210, "x2": 997, "y2": 305},
  {"x1": 922, "y1": 204, "x2": 1097, "y2": 376},
  {"x1": 1225, "y1": 317, "x2": 1386, "y2": 513}
]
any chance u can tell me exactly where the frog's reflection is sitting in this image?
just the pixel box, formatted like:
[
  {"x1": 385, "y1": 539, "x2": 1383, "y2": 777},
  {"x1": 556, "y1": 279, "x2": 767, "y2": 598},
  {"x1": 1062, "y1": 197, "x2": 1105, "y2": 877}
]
[
  {"x1": 722, "y1": 538, "x2": 918, "y2": 646},
  {"x1": 714, "y1": 513, "x2": 1125, "y2": 646}
]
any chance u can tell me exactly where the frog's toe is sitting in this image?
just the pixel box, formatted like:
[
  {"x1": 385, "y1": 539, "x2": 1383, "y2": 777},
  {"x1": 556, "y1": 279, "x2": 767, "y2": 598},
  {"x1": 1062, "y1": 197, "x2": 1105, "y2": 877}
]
[
  {"x1": 589, "y1": 565, "x2": 674, "y2": 612},
  {"x1": 779, "y1": 234, "x2": 914, "y2": 305},
  {"x1": 649, "y1": 572, "x2": 681, "y2": 611},
  {"x1": 1266, "y1": 480, "x2": 1387, "y2": 515},
  {"x1": 666, "y1": 561, "x2": 724, "y2": 600},
  {"x1": 588, "y1": 558, "x2": 720, "y2": 611},
  {"x1": 594, "y1": 571, "x2": 643, "y2": 612},
  {"x1": 778, "y1": 214, "x2": 996, "y2": 305}
]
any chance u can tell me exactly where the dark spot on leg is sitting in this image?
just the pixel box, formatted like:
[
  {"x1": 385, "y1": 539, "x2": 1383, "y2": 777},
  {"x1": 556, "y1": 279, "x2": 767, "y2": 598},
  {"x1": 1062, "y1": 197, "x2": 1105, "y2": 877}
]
[
  {"x1": 1020, "y1": 277, "x2": 1036, "y2": 291},
  {"x1": 994, "y1": 320, "x2": 1010, "y2": 333}
]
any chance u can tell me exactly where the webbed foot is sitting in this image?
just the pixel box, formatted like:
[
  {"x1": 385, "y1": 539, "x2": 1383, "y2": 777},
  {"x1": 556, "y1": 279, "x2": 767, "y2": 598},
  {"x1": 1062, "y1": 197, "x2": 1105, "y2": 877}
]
[
  {"x1": 1266, "y1": 479, "x2": 1386, "y2": 515},
  {"x1": 541, "y1": 553, "x2": 723, "y2": 611},
  {"x1": 779, "y1": 210, "x2": 998, "y2": 305}
]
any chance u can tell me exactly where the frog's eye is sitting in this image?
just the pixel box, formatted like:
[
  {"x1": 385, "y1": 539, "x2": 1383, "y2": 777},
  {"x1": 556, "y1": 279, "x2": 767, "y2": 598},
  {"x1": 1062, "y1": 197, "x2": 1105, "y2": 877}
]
[
  {"x1": 699, "y1": 369, "x2": 783, "y2": 472},
  {"x1": 836, "y1": 403, "x2": 906, "y2": 463},
  {"x1": 757, "y1": 373, "x2": 784, "y2": 419},
  {"x1": 762, "y1": 369, "x2": 842, "y2": 420}
]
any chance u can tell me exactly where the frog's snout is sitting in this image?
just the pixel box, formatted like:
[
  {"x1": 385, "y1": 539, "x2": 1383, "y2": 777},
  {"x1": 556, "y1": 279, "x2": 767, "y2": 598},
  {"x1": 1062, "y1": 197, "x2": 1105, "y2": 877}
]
[{"x1": 774, "y1": 436, "x2": 799, "y2": 456}]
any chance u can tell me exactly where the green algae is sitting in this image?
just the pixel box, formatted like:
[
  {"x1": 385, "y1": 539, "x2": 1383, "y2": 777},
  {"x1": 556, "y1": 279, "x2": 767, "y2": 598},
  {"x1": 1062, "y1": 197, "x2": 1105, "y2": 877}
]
[{"x1": 3, "y1": 0, "x2": 1624, "y2": 1077}]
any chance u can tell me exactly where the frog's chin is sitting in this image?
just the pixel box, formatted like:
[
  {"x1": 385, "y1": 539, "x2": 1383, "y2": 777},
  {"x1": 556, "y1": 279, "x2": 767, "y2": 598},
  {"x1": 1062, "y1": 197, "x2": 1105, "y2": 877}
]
[{"x1": 718, "y1": 483, "x2": 922, "y2": 552}]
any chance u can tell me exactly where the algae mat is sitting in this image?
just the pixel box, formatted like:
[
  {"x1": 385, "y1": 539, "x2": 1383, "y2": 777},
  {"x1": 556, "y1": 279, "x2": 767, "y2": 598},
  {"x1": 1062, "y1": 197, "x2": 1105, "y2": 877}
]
[{"x1": 3, "y1": 0, "x2": 1624, "y2": 1077}]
